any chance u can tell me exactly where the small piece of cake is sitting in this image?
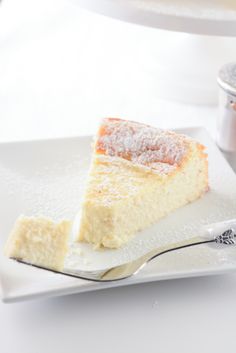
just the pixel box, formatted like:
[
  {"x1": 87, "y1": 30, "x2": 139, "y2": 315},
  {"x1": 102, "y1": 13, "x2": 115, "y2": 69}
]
[
  {"x1": 77, "y1": 118, "x2": 208, "y2": 249},
  {"x1": 4, "y1": 216, "x2": 71, "y2": 271}
]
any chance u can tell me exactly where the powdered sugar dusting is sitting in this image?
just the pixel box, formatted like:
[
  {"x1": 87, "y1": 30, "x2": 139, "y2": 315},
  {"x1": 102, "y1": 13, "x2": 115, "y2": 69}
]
[{"x1": 96, "y1": 118, "x2": 189, "y2": 174}]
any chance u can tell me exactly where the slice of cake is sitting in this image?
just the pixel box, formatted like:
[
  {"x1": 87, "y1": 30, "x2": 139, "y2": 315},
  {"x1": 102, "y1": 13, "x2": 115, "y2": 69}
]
[
  {"x1": 77, "y1": 118, "x2": 208, "y2": 249},
  {"x1": 4, "y1": 216, "x2": 71, "y2": 271}
]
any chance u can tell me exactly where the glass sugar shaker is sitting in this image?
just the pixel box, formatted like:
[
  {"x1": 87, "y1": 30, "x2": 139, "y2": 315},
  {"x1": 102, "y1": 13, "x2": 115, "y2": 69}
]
[
  {"x1": 217, "y1": 62, "x2": 236, "y2": 152},
  {"x1": 217, "y1": 62, "x2": 236, "y2": 173}
]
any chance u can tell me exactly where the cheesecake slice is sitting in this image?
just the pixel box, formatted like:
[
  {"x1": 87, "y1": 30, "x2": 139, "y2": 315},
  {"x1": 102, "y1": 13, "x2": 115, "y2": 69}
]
[
  {"x1": 4, "y1": 216, "x2": 71, "y2": 271},
  {"x1": 77, "y1": 118, "x2": 208, "y2": 249}
]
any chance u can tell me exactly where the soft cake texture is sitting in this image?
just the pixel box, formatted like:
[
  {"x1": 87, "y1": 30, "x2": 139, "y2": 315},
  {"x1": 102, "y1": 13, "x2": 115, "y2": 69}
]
[
  {"x1": 4, "y1": 216, "x2": 71, "y2": 271},
  {"x1": 77, "y1": 118, "x2": 208, "y2": 249}
]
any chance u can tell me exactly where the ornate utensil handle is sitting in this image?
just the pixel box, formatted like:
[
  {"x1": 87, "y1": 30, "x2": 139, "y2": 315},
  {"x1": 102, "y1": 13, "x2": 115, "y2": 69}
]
[
  {"x1": 156, "y1": 221, "x2": 236, "y2": 257},
  {"x1": 215, "y1": 229, "x2": 236, "y2": 245},
  {"x1": 203, "y1": 219, "x2": 236, "y2": 245}
]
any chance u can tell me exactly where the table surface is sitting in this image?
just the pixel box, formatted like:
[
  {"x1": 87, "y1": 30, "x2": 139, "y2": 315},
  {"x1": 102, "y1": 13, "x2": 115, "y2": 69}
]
[{"x1": 0, "y1": 1, "x2": 236, "y2": 352}]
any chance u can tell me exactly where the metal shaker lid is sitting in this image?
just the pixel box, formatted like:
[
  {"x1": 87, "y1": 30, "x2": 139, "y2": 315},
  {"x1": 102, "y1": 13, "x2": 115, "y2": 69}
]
[{"x1": 217, "y1": 62, "x2": 236, "y2": 97}]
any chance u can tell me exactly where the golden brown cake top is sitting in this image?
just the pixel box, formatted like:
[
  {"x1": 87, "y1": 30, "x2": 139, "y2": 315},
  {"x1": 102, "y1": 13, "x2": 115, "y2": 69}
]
[{"x1": 95, "y1": 118, "x2": 193, "y2": 174}]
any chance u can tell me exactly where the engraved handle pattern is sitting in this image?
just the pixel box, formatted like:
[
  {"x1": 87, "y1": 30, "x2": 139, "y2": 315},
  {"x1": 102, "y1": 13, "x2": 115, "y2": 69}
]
[{"x1": 215, "y1": 229, "x2": 236, "y2": 245}]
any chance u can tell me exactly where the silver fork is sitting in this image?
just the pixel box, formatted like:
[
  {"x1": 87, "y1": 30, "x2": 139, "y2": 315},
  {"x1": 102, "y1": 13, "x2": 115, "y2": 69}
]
[{"x1": 12, "y1": 223, "x2": 236, "y2": 282}]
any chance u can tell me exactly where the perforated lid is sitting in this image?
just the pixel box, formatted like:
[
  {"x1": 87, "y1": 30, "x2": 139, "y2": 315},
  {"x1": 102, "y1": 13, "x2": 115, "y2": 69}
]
[{"x1": 218, "y1": 62, "x2": 236, "y2": 97}]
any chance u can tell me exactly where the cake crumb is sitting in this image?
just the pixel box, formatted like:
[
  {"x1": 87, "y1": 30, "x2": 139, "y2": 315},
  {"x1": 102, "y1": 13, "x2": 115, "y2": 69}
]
[
  {"x1": 74, "y1": 248, "x2": 84, "y2": 256},
  {"x1": 83, "y1": 258, "x2": 91, "y2": 265}
]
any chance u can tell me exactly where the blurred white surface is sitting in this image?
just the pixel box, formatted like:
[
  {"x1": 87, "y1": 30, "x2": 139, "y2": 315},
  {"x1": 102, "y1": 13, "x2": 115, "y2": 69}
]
[
  {"x1": 75, "y1": 0, "x2": 236, "y2": 36},
  {"x1": 1, "y1": 1, "x2": 236, "y2": 353},
  {"x1": 0, "y1": 0, "x2": 218, "y2": 142}
]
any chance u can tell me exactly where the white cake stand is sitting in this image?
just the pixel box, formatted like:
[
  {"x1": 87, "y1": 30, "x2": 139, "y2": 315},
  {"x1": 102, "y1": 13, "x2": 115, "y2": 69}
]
[{"x1": 74, "y1": 0, "x2": 236, "y2": 104}]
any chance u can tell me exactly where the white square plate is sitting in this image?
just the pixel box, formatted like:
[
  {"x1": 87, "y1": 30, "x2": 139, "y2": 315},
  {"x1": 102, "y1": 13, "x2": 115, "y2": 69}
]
[{"x1": 1, "y1": 127, "x2": 236, "y2": 303}]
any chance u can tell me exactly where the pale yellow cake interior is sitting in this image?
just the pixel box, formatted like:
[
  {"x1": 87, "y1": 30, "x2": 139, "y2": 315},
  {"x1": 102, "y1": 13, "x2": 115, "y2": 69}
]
[{"x1": 4, "y1": 216, "x2": 71, "y2": 271}]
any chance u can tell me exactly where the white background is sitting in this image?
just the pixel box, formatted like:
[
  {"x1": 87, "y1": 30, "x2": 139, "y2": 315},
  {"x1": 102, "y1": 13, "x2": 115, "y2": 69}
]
[
  {"x1": 0, "y1": 0, "x2": 217, "y2": 141},
  {"x1": 0, "y1": 1, "x2": 236, "y2": 353}
]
